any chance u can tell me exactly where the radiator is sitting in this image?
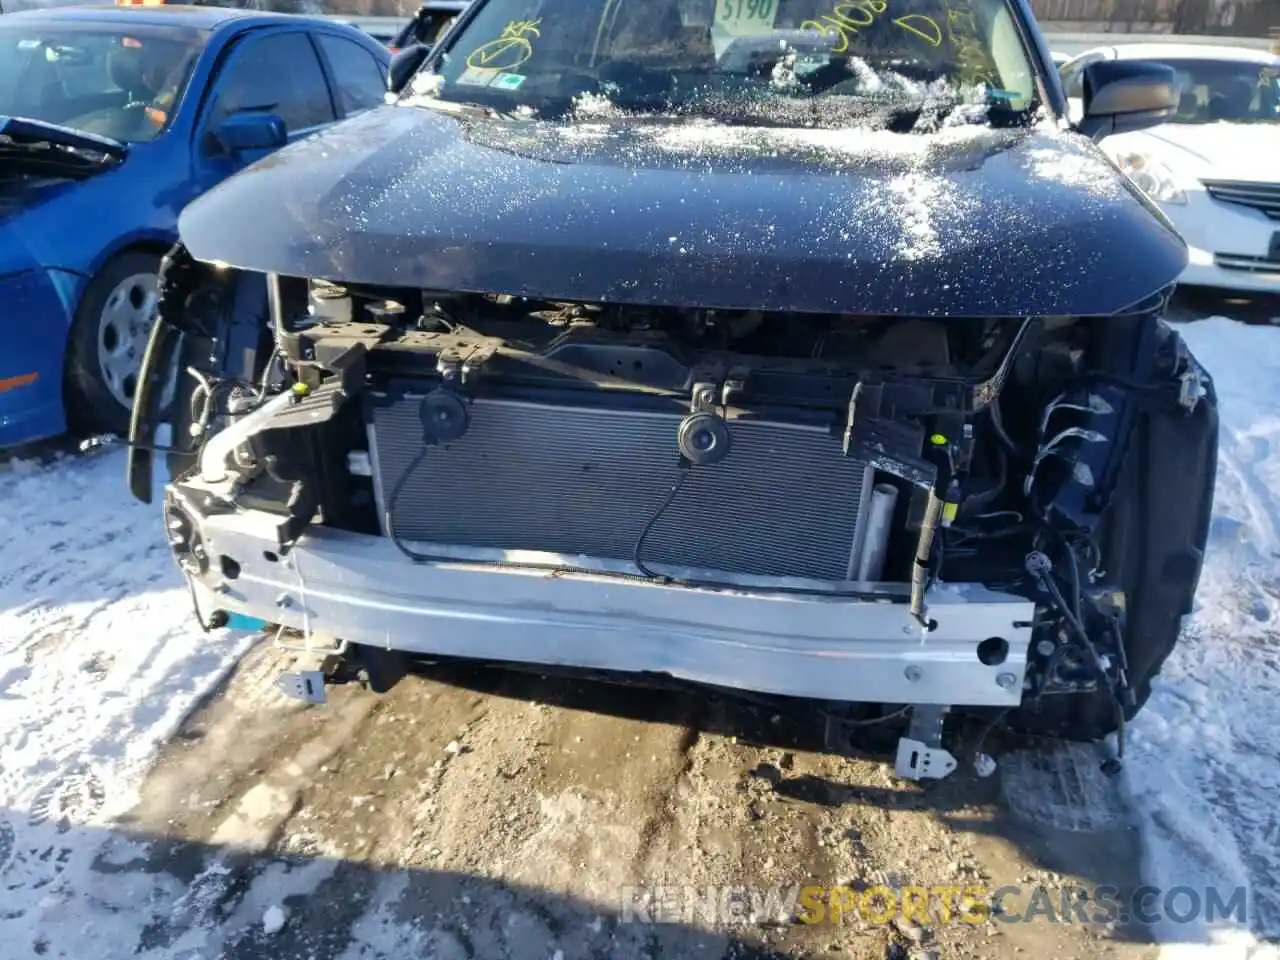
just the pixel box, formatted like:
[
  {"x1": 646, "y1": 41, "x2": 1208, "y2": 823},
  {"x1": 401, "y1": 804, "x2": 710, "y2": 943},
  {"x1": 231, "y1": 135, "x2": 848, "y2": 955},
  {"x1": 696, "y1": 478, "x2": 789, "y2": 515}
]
[{"x1": 367, "y1": 394, "x2": 874, "y2": 582}]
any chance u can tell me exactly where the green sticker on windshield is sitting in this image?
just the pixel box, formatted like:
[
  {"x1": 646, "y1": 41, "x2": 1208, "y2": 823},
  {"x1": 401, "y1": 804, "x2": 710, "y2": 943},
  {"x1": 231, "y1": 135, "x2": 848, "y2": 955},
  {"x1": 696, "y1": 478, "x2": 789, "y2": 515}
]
[
  {"x1": 491, "y1": 72, "x2": 526, "y2": 90},
  {"x1": 714, "y1": 0, "x2": 778, "y2": 38}
]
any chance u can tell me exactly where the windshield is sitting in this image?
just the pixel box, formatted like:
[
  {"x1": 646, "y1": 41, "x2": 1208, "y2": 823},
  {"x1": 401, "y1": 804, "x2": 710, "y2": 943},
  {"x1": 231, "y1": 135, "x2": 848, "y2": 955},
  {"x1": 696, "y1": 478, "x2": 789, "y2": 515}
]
[
  {"x1": 1152, "y1": 58, "x2": 1280, "y2": 125},
  {"x1": 0, "y1": 22, "x2": 208, "y2": 144},
  {"x1": 406, "y1": 0, "x2": 1041, "y2": 129}
]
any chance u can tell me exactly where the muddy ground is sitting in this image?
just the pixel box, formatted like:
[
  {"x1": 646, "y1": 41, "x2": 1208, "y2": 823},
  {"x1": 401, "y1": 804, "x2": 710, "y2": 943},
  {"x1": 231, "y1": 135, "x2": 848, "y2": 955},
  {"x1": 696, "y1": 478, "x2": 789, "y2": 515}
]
[{"x1": 99, "y1": 637, "x2": 1161, "y2": 960}]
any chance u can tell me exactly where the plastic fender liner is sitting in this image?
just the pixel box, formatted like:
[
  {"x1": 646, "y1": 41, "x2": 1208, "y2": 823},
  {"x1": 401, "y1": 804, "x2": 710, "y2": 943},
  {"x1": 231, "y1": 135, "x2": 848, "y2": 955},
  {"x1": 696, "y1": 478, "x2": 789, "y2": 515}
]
[
  {"x1": 127, "y1": 244, "x2": 193, "y2": 504},
  {"x1": 1116, "y1": 368, "x2": 1218, "y2": 705}
]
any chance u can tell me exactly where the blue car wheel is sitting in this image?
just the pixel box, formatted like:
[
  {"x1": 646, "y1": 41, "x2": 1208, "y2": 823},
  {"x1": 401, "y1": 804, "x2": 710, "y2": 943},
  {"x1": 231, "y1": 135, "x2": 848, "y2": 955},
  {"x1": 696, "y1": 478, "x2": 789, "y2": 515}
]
[{"x1": 64, "y1": 251, "x2": 162, "y2": 438}]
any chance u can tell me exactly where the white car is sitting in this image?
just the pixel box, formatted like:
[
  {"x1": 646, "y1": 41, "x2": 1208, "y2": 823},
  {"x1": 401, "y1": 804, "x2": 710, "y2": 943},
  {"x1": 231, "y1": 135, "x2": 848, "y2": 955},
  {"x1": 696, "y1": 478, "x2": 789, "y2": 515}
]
[{"x1": 1059, "y1": 43, "x2": 1280, "y2": 293}]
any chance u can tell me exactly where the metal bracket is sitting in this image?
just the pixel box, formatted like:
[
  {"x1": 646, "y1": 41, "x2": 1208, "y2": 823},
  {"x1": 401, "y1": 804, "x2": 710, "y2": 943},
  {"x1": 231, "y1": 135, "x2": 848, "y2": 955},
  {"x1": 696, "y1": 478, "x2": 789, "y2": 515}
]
[
  {"x1": 276, "y1": 670, "x2": 328, "y2": 704},
  {"x1": 720, "y1": 368, "x2": 748, "y2": 407},
  {"x1": 437, "y1": 355, "x2": 463, "y2": 383},
  {"x1": 894, "y1": 705, "x2": 958, "y2": 781},
  {"x1": 690, "y1": 381, "x2": 718, "y2": 414},
  {"x1": 270, "y1": 623, "x2": 347, "y2": 657},
  {"x1": 843, "y1": 380, "x2": 882, "y2": 456},
  {"x1": 895, "y1": 738, "x2": 958, "y2": 780},
  {"x1": 1178, "y1": 365, "x2": 1206, "y2": 413}
]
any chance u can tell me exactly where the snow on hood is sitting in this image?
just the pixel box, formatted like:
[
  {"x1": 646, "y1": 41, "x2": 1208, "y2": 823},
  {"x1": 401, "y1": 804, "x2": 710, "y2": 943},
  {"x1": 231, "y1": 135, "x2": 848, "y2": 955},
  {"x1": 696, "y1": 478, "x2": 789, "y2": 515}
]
[
  {"x1": 1142, "y1": 122, "x2": 1280, "y2": 181},
  {"x1": 179, "y1": 103, "x2": 1185, "y2": 318}
]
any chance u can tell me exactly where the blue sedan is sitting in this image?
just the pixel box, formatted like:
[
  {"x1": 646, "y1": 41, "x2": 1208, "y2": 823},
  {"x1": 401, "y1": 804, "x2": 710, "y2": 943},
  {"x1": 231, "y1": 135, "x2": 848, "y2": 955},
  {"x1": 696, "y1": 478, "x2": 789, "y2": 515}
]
[{"x1": 0, "y1": 3, "x2": 390, "y2": 447}]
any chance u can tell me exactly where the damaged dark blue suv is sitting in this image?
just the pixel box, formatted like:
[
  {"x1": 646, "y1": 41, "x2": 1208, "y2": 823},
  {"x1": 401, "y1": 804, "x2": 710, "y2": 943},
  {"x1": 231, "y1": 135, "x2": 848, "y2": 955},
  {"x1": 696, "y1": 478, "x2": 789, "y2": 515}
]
[{"x1": 129, "y1": 0, "x2": 1217, "y2": 781}]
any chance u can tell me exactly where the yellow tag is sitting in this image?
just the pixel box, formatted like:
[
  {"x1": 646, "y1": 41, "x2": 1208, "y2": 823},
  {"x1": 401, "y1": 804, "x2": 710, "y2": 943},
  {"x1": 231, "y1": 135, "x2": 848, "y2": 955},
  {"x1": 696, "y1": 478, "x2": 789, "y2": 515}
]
[
  {"x1": 713, "y1": 0, "x2": 779, "y2": 38},
  {"x1": 292, "y1": 382, "x2": 310, "y2": 396},
  {"x1": 942, "y1": 501, "x2": 958, "y2": 524},
  {"x1": 929, "y1": 433, "x2": 948, "y2": 446}
]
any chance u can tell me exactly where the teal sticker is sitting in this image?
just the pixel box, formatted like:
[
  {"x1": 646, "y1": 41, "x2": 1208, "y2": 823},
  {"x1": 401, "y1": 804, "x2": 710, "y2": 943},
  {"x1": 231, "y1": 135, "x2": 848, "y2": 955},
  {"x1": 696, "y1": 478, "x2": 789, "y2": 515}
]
[
  {"x1": 491, "y1": 72, "x2": 526, "y2": 90},
  {"x1": 225, "y1": 613, "x2": 268, "y2": 632}
]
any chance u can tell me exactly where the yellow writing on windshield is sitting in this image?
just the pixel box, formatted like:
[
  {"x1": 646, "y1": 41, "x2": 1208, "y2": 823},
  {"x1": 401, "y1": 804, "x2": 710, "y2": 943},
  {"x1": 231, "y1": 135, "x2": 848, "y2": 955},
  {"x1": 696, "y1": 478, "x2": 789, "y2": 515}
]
[
  {"x1": 943, "y1": 1, "x2": 999, "y2": 89},
  {"x1": 892, "y1": 13, "x2": 942, "y2": 46},
  {"x1": 465, "y1": 19, "x2": 542, "y2": 71},
  {"x1": 800, "y1": 2, "x2": 946, "y2": 55},
  {"x1": 799, "y1": 1, "x2": 889, "y2": 56}
]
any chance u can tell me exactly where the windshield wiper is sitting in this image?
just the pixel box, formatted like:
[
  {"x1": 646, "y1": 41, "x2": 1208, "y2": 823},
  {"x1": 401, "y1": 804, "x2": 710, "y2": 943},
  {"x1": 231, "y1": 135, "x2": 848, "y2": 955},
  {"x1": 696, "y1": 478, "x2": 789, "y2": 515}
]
[{"x1": 0, "y1": 115, "x2": 127, "y2": 170}]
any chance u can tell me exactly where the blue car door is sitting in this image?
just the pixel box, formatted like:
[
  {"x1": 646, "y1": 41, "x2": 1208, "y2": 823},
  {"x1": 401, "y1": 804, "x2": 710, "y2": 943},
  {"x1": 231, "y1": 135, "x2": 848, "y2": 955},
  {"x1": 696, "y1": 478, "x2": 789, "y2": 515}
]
[{"x1": 193, "y1": 28, "x2": 338, "y2": 191}]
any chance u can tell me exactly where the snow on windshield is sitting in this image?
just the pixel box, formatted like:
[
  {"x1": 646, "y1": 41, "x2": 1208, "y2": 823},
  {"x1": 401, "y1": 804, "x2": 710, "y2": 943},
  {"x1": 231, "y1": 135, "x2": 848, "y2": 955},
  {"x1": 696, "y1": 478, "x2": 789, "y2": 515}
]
[
  {"x1": 416, "y1": 0, "x2": 1040, "y2": 122},
  {"x1": 398, "y1": 0, "x2": 1055, "y2": 262}
]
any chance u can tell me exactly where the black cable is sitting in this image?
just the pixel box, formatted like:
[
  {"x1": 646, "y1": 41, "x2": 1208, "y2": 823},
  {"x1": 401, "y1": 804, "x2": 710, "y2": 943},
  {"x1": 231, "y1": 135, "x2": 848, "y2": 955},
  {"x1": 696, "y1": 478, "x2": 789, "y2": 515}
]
[
  {"x1": 80, "y1": 436, "x2": 184, "y2": 455},
  {"x1": 1036, "y1": 547, "x2": 1129, "y2": 762},
  {"x1": 633, "y1": 466, "x2": 691, "y2": 580},
  {"x1": 1038, "y1": 568, "x2": 1111, "y2": 693},
  {"x1": 384, "y1": 446, "x2": 659, "y2": 574},
  {"x1": 988, "y1": 401, "x2": 1018, "y2": 455},
  {"x1": 1106, "y1": 611, "x2": 1135, "y2": 708},
  {"x1": 1062, "y1": 537, "x2": 1084, "y2": 625},
  {"x1": 385, "y1": 447, "x2": 438, "y2": 564},
  {"x1": 957, "y1": 442, "x2": 1007, "y2": 521},
  {"x1": 186, "y1": 578, "x2": 212, "y2": 634},
  {"x1": 1062, "y1": 542, "x2": 1134, "y2": 730},
  {"x1": 972, "y1": 707, "x2": 1011, "y2": 760},
  {"x1": 835, "y1": 704, "x2": 911, "y2": 727}
]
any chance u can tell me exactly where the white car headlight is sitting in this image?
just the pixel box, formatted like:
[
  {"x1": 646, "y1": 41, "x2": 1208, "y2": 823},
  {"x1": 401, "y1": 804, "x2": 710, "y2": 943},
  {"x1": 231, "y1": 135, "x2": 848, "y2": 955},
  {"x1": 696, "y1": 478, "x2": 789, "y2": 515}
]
[{"x1": 1111, "y1": 152, "x2": 1187, "y2": 205}]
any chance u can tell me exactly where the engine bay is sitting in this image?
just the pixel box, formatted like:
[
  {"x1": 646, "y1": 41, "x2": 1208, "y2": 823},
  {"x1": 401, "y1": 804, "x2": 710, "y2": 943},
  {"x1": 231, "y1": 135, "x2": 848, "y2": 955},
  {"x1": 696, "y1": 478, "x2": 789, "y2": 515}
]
[{"x1": 126, "y1": 252, "x2": 1218, "y2": 771}]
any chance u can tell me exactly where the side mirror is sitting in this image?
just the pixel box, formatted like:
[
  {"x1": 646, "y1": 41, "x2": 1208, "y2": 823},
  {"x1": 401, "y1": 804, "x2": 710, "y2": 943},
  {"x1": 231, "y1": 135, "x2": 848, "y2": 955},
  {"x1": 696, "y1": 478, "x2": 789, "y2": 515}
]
[
  {"x1": 211, "y1": 112, "x2": 287, "y2": 153},
  {"x1": 1077, "y1": 60, "x2": 1177, "y2": 141},
  {"x1": 388, "y1": 43, "x2": 431, "y2": 95}
]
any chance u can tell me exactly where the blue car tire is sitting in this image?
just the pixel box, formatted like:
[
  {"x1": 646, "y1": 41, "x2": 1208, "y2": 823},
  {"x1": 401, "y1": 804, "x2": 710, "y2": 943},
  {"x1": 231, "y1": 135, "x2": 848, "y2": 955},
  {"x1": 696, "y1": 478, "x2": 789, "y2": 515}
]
[{"x1": 64, "y1": 250, "x2": 163, "y2": 438}]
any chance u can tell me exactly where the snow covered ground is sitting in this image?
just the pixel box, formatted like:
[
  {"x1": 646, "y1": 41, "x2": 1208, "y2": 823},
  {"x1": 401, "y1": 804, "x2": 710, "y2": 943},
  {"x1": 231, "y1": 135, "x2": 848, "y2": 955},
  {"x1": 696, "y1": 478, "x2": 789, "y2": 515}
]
[
  {"x1": 0, "y1": 450, "x2": 256, "y2": 954},
  {"x1": 1126, "y1": 318, "x2": 1280, "y2": 960},
  {"x1": 0, "y1": 312, "x2": 1278, "y2": 959}
]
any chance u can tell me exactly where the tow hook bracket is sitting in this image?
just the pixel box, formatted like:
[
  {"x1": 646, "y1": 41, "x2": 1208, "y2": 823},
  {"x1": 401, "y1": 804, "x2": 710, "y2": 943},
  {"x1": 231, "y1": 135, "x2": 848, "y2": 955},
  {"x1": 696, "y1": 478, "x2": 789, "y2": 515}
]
[
  {"x1": 895, "y1": 737, "x2": 958, "y2": 780},
  {"x1": 276, "y1": 670, "x2": 328, "y2": 704},
  {"x1": 894, "y1": 705, "x2": 958, "y2": 781},
  {"x1": 276, "y1": 652, "x2": 348, "y2": 704}
]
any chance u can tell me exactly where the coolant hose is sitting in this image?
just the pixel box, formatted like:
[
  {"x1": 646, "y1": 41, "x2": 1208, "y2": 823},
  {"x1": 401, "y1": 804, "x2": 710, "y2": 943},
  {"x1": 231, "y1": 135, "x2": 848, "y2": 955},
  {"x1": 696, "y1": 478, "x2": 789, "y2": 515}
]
[{"x1": 198, "y1": 386, "x2": 301, "y2": 484}]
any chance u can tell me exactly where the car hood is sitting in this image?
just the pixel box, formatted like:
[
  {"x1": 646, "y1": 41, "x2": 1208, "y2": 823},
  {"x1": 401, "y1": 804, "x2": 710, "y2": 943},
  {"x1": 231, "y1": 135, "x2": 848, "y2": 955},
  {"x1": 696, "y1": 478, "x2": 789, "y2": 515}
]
[
  {"x1": 1144, "y1": 122, "x2": 1280, "y2": 180},
  {"x1": 0, "y1": 116, "x2": 127, "y2": 238},
  {"x1": 178, "y1": 104, "x2": 1186, "y2": 318}
]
